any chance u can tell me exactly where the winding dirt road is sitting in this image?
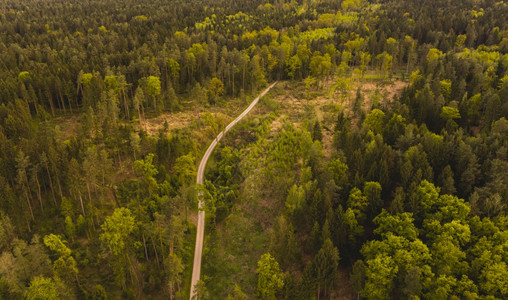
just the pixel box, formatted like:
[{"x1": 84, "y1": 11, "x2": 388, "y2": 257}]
[{"x1": 190, "y1": 82, "x2": 277, "y2": 299}]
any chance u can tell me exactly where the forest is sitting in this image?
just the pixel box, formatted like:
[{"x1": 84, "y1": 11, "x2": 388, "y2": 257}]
[{"x1": 0, "y1": 0, "x2": 507, "y2": 299}]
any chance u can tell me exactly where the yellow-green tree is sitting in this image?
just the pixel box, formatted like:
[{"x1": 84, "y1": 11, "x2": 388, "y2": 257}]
[
  {"x1": 145, "y1": 76, "x2": 161, "y2": 113},
  {"x1": 256, "y1": 253, "x2": 284, "y2": 299},
  {"x1": 208, "y1": 77, "x2": 224, "y2": 105}
]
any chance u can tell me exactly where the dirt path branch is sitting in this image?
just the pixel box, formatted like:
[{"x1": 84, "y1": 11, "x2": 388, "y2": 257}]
[{"x1": 189, "y1": 82, "x2": 277, "y2": 299}]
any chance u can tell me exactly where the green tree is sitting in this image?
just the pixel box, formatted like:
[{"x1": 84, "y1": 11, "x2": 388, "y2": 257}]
[
  {"x1": 24, "y1": 276, "x2": 58, "y2": 300},
  {"x1": 192, "y1": 279, "x2": 209, "y2": 300},
  {"x1": 363, "y1": 109, "x2": 385, "y2": 135},
  {"x1": 286, "y1": 55, "x2": 302, "y2": 79},
  {"x1": 373, "y1": 210, "x2": 418, "y2": 241},
  {"x1": 438, "y1": 165, "x2": 456, "y2": 195},
  {"x1": 64, "y1": 216, "x2": 75, "y2": 241},
  {"x1": 100, "y1": 208, "x2": 139, "y2": 292},
  {"x1": 133, "y1": 87, "x2": 146, "y2": 126},
  {"x1": 314, "y1": 239, "x2": 340, "y2": 299},
  {"x1": 440, "y1": 79, "x2": 452, "y2": 100},
  {"x1": 0, "y1": 236, "x2": 53, "y2": 297},
  {"x1": 269, "y1": 215, "x2": 299, "y2": 269},
  {"x1": 145, "y1": 76, "x2": 161, "y2": 113},
  {"x1": 173, "y1": 153, "x2": 196, "y2": 187},
  {"x1": 166, "y1": 253, "x2": 184, "y2": 300},
  {"x1": 351, "y1": 260, "x2": 367, "y2": 296},
  {"x1": 347, "y1": 187, "x2": 368, "y2": 222},
  {"x1": 312, "y1": 121, "x2": 323, "y2": 142},
  {"x1": 256, "y1": 253, "x2": 284, "y2": 300},
  {"x1": 190, "y1": 83, "x2": 207, "y2": 105},
  {"x1": 133, "y1": 153, "x2": 159, "y2": 195},
  {"x1": 0, "y1": 212, "x2": 15, "y2": 251},
  {"x1": 440, "y1": 106, "x2": 460, "y2": 121},
  {"x1": 15, "y1": 150, "x2": 34, "y2": 221},
  {"x1": 43, "y1": 234, "x2": 78, "y2": 284},
  {"x1": 361, "y1": 255, "x2": 398, "y2": 299},
  {"x1": 480, "y1": 262, "x2": 508, "y2": 297},
  {"x1": 208, "y1": 77, "x2": 224, "y2": 105},
  {"x1": 285, "y1": 185, "x2": 305, "y2": 215},
  {"x1": 364, "y1": 181, "x2": 382, "y2": 217},
  {"x1": 168, "y1": 58, "x2": 180, "y2": 90},
  {"x1": 310, "y1": 52, "x2": 332, "y2": 88},
  {"x1": 226, "y1": 285, "x2": 248, "y2": 300},
  {"x1": 100, "y1": 208, "x2": 135, "y2": 256},
  {"x1": 426, "y1": 48, "x2": 443, "y2": 72},
  {"x1": 326, "y1": 158, "x2": 349, "y2": 190}
]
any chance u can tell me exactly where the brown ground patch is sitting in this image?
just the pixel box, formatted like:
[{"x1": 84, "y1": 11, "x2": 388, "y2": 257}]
[
  {"x1": 141, "y1": 98, "x2": 250, "y2": 136},
  {"x1": 265, "y1": 77, "x2": 407, "y2": 159},
  {"x1": 54, "y1": 115, "x2": 81, "y2": 140},
  {"x1": 140, "y1": 111, "x2": 197, "y2": 135}
]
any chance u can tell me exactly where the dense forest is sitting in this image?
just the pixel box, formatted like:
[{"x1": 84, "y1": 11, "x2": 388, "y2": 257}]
[{"x1": 0, "y1": 0, "x2": 507, "y2": 299}]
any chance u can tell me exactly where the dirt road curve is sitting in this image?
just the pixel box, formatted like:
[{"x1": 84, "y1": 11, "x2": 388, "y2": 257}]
[{"x1": 189, "y1": 82, "x2": 277, "y2": 299}]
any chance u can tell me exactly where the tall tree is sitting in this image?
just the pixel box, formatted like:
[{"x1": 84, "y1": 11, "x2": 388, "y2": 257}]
[{"x1": 314, "y1": 239, "x2": 340, "y2": 299}]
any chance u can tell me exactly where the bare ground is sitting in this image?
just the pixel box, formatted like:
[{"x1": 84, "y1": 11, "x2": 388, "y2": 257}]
[{"x1": 266, "y1": 77, "x2": 407, "y2": 158}]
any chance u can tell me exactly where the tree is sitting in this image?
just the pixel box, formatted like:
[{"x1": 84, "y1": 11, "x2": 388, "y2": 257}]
[
  {"x1": 440, "y1": 79, "x2": 452, "y2": 100},
  {"x1": 480, "y1": 262, "x2": 508, "y2": 297},
  {"x1": 332, "y1": 76, "x2": 352, "y2": 103},
  {"x1": 314, "y1": 239, "x2": 340, "y2": 299},
  {"x1": 190, "y1": 83, "x2": 207, "y2": 105},
  {"x1": 208, "y1": 77, "x2": 224, "y2": 105},
  {"x1": 364, "y1": 181, "x2": 382, "y2": 217},
  {"x1": 438, "y1": 165, "x2": 456, "y2": 195},
  {"x1": 426, "y1": 48, "x2": 443, "y2": 72},
  {"x1": 0, "y1": 236, "x2": 53, "y2": 297},
  {"x1": 373, "y1": 210, "x2": 418, "y2": 241},
  {"x1": 43, "y1": 234, "x2": 78, "y2": 284},
  {"x1": 347, "y1": 187, "x2": 368, "y2": 222},
  {"x1": 133, "y1": 153, "x2": 159, "y2": 195},
  {"x1": 100, "y1": 208, "x2": 136, "y2": 256},
  {"x1": 64, "y1": 216, "x2": 75, "y2": 241},
  {"x1": 99, "y1": 208, "x2": 140, "y2": 292},
  {"x1": 24, "y1": 276, "x2": 58, "y2": 300},
  {"x1": 167, "y1": 58, "x2": 180, "y2": 90},
  {"x1": 269, "y1": 215, "x2": 299, "y2": 269},
  {"x1": 166, "y1": 253, "x2": 184, "y2": 300},
  {"x1": 327, "y1": 158, "x2": 349, "y2": 191},
  {"x1": 15, "y1": 150, "x2": 34, "y2": 221},
  {"x1": 129, "y1": 132, "x2": 141, "y2": 160},
  {"x1": 192, "y1": 280, "x2": 209, "y2": 300},
  {"x1": 312, "y1": 121, "x2": 323, "y2": 142},
  {"x1": 145, "y1": 76, "x2": 161, "y2": 113},
  {"x1": 440, "y1": 106, "x2": 460, "y2": 126},
  {"x1": 0, "y1": 212, "x2": 15, "y2": 251},
  {"x1": 133, "y1": 87, "x2": 146, "y2": 126},
  {"x1": 361, "y1": 255, "x2": 398, "y2": 299},
  {"x1": 351, "y1": 260, "x2": 366, "y2": 297},
  {"x1": 256, "y1": 253, "x2": 284, "y2": 300},
  {"x1": 310, "y1": 52, "x2": 332, "y2": 88},
  {"x1": 286, "y1": 55, "x2": 302, "y2": 79},
  {"x1": 376, "y1": 52, "x2": 392, "y2": 77},
  {"x1": 226, "y1": 285, "x2": 248, "y2": 300},
  {"x1": 92, "y1": 285, "x2": 108, "y2": 299},
  {"x1": 363, "y1": 109, "x2": 385, "y2": 135},
  {"x1": 285, "y1": 185, "x2": 305, "y2": 216},
  {"x1": 173, "y1": 153, "x2": 196, "y2": 187}
]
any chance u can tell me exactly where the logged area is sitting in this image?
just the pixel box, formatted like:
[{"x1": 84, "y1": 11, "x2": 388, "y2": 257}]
[{"x1": 0, "y1": 0, "x2": 507, "y2": 299}]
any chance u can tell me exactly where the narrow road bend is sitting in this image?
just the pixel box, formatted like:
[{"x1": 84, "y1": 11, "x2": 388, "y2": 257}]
[{"x1": 189, "y1": 82, "x2": 278, "y2": 299}]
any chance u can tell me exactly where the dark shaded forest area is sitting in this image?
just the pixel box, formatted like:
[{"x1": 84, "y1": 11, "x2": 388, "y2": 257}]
[{"x1": 0, "y1": 0, "x2": 507, "y2": 299}]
